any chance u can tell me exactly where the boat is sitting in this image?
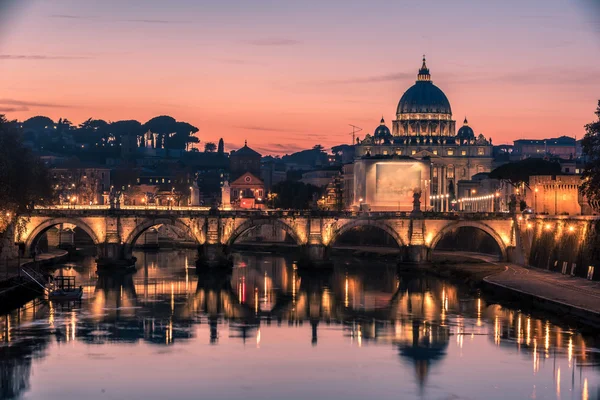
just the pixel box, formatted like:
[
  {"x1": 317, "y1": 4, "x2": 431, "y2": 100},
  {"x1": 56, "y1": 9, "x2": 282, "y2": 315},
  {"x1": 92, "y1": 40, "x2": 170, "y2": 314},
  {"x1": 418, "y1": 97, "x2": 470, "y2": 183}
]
[{"x1": 48, "y1": 276, "x2": 83, "y2": 301}]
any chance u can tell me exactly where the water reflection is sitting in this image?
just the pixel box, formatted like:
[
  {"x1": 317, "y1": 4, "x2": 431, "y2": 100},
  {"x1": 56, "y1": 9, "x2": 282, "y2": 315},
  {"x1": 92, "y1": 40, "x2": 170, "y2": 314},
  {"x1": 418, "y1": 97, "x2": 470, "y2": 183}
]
[{"x1": 0, "y1": 250, "x2": 599, "y2": 400}]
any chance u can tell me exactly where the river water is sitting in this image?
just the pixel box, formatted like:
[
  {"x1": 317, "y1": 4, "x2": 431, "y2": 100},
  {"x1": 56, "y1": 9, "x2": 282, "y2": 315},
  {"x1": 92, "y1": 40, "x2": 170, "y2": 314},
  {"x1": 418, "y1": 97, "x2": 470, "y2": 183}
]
[{"x1": 1, "y1": 249, "x2": 599, "y2": 400}]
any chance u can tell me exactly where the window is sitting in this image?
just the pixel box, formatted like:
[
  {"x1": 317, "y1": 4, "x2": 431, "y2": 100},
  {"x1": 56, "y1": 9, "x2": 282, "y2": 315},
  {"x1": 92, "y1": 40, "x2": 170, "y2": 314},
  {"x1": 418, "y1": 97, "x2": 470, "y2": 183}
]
[
  {"x1": 383, "y1": 150, "x2": 388, "y2": 155},
  {"x1": 433, "y1": 150, "x2": 438, "y2": 155},
  {"x1": 162, "y1": 178, "x2": 165, "y2": 183},
  {"x1": 477, "y1": 165, "x2": 484, "y2": 173},
  {"x1": 576, "y1": 169, "x2": 580, "y2": 174},
  {"x1": 447, "y1": 149, "x2": 454, "y2": 156},
  {"x1": 461, "y1": 150, "x2": 466, "y2": 156},
  {"x1": 433, "y1": 168, "x2": 438, "y2": 178},
  {"x1": 565, "y1": 168, "x2": 570, "y2": 173},
  {"x1": 447, "y1": 165, "x2": 455, "y2": 179},
  {"x1": 477, "y1": 147, "x2": 485, "y2": 156},
  {"x1": 411, "y1": 150, "x2": 416, "y2": 155},
  {"x1": 149, "y1": 179, "x2": 153, "y2": 183},
  {"x1": 136, "y1": 178, "x2": 140, "y2": 183},
  {"x1": 395, "y1": 150, "x2": 402, "y2": 155}
]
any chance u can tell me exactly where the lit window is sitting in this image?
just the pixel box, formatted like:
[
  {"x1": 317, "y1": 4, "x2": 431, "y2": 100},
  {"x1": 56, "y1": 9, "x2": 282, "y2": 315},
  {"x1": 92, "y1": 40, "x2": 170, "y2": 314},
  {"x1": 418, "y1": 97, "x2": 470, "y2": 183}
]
[
  {"x1": 383, "y1": 150, "x2": 388, "y2": 155},
  {"x1": 447, "y1": 149, "x2": 454, "y2": 156},
  {"x1": 396, "y1": 150, "x2": 402, "y2": 155},
  {"x1": 461, "y1": 150, "x2": 466, "y2": 156},
  {"x1": 411, "y1": 150, "x2": 416, "y2": 155},
  {"x1": 433, "y1": 150, "x2": 438, "y2": 155},
  {"x1": 162, "y1": 178, "x2": 165, "y2": 183},
  {"x1": 477, "y1": 148, "x2": 484, "y2": 155}
]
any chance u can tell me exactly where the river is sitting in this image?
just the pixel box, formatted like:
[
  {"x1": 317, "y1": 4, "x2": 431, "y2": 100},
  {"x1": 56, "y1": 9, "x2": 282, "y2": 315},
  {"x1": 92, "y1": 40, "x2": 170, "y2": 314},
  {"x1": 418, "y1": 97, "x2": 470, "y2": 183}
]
[{"x1": 1, "y1": 249, "x2": 599, "y2": 400}]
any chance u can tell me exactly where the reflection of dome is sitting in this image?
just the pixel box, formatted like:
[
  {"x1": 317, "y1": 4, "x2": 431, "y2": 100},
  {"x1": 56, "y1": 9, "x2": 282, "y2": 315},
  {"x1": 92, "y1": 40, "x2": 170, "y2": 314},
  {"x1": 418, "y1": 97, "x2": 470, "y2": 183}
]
[
  {"x1": 457, "y1": 117, "x2": 475, "y2": 139},
  {"x1": 374, "y1": 117, "x2": 392, "y2": 139},
  {"x1": 397, "y1": 57, "x2": 452, "y2": 115}
]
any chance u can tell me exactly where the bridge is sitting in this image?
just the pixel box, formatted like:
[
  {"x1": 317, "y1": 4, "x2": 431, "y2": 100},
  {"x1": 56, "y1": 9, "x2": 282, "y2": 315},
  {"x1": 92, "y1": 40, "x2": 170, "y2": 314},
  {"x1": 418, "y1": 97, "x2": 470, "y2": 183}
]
[{"x1": 16, "y1": 207, "x2": 520, "y2": 267}]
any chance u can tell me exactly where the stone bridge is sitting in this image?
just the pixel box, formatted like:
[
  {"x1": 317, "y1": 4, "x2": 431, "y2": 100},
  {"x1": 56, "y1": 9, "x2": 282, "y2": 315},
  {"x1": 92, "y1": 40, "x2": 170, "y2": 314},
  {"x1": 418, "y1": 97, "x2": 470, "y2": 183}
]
[{"x1": 17, "y1": 208, "x2": 519, "y2": 267}]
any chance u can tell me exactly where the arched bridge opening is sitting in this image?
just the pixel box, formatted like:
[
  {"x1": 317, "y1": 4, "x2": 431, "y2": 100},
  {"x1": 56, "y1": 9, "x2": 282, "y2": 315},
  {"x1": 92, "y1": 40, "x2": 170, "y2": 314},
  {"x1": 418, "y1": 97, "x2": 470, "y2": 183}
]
[
  {"x1": 25, "y1": 218, "x2": 100, "y2": 257},
  {"x1": 329, "y1": 220, "x2": 404, "y2": 253},
  {"x1": 124, "y1": 218, "x2": 201, "y2": 259},
  {"x1": 227, "y1": 219, "x2": 303, "y2": 247},
  {"x1": 430, "y1": 222, "x2": 507, "y2": 262}
]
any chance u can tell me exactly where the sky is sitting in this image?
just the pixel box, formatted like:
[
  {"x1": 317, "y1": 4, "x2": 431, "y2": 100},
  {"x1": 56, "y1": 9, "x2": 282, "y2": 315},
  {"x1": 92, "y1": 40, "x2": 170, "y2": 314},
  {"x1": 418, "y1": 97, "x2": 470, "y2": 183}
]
[{"x1": 0, "y1": 0, "x2": 599, "y2": 155}]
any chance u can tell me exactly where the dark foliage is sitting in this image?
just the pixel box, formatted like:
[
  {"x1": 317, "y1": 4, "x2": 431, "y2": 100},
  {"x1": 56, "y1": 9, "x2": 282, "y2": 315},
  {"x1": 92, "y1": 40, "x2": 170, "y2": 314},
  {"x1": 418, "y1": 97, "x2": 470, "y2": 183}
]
[
  {"x1": 489, "y1": 158, "x2": 561, "y2": 188},
  {"x1": 271, "y1": 181, "x2": 321, "y2": 209},
  {"x1": 580, "y1": 100, "x2": 600, "y2": 205}
]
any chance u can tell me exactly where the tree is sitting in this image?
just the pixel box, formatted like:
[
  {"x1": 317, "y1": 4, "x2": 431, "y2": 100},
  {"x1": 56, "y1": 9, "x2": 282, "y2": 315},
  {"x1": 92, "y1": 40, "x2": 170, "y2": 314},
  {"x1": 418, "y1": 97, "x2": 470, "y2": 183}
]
[
  {"x1": 218, "y1": 138, "x2": 224, "y2": 154},
  {"x1": 270, "y1": 181, "x2": 321, "y2": 209},
  {"x1": 489, "y1": 158, "x2": 561, "y2": 189},
  {"x1": 581, "y1": 100, "x2": 600, "y2": 206},
  {"x1": 143, "y1": 116, "x2": 199, "y2": 150},
  {"x1": 0, "y1": 115, "x2": 54, "y2": 257},
  {"x1": 204, "y1": 142, "x2": 217, "y2": 153},
  {"x1": 22, "y1": 116, "x2": 54, "y2": 131}
]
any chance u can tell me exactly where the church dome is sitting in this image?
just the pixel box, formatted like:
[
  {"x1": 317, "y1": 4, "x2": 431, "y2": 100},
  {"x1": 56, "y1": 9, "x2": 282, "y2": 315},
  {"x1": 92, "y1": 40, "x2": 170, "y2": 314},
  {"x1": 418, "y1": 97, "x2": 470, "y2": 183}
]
[
  {"x1": 374, "y1": 117, "x2": 391, "y2": 138},
  {"x1": 397, "y1": 57, "x2": 452, "y2": 115},
  {"x1": 457, "y1": 118, "x2": 475, "y2": 139}
]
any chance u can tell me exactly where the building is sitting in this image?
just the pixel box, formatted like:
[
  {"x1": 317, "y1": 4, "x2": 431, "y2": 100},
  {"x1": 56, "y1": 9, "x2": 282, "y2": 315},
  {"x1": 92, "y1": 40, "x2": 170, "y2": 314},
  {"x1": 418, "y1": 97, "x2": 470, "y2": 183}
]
[
  {"x1": 50, "y1": 163, "x2": 111, "y2": 205},
  {"x1": 527, "y1": 175, "x2": 592, "y2": 215},
  {"x1": 351, "y1": 57, "x2": 494, "y2": 211},
  {"x1": 342, "y1": 163, "x2": 354, "y2": 209},
  {"x1": 230, "y1": 172, "x2": 265, "y2": 209},
  {"x1": 230, "y1": 141, "x2": 261, "y2": 180},
  {"x1": 512, "y1": 136, "x2": 579, "y2": 160}
]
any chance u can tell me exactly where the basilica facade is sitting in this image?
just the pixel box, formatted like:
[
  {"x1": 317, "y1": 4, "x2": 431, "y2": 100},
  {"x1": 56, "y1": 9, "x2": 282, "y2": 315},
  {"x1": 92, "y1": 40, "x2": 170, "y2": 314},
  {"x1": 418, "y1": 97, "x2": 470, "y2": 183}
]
[{"x1": 353, "y1": 58, "x2": 494, "y2": 211}]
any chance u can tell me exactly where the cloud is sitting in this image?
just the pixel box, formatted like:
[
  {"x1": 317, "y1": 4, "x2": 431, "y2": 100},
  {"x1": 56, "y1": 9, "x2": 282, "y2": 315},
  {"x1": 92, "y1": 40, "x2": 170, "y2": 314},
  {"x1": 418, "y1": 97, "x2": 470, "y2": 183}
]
[
  {"x1": 50, "y1": 14, "x2": 93, "y2": 19},
  {"x1": 244, "y1": 38, "x2": 301, "y2": 46},
  {"x1": 234, "y1": 125, "x2": 302, "y2": 133},
  {"x1": 0, "y1": 54, "x2": 91, "y2": 60},
  {"x1": 125, "y1": 19, "x2": 191, "y2": 24},
  {"x1": 0, "y1": 99, "x2": 72, "y2": 112},
  {"x1": 323, "y1": 72, "x2": 414, "y2": 85}
]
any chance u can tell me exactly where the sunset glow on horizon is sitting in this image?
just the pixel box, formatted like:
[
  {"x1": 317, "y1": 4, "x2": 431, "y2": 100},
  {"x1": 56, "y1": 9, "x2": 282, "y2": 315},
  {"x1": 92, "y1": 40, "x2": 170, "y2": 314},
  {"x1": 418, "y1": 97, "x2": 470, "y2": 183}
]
[{"x1": 1, "y1": 0, "x2": 599, "y2": 155}]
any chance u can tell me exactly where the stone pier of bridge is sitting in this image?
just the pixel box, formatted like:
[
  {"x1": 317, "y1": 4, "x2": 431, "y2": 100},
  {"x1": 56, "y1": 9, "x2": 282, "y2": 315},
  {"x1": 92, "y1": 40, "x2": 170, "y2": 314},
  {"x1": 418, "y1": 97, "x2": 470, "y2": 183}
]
[{"x1": 16, "y1": 208, "x2": 520, "y2": 268}]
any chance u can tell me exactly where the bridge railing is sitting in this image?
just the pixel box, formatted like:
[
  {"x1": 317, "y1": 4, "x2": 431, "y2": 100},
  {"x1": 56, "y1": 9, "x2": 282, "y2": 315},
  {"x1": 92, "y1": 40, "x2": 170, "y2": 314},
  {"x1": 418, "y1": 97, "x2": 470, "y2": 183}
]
[{"x1": 31, "y1": 206, "x2": 514, "y2": 220}]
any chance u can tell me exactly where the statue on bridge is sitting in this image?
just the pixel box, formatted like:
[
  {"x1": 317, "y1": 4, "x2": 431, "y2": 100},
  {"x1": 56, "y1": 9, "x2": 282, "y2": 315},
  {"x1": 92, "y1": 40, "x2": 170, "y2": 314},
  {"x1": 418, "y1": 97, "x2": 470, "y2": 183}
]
[{"x1": 411, "y1": 189, "x2": 423, "y2": 217}]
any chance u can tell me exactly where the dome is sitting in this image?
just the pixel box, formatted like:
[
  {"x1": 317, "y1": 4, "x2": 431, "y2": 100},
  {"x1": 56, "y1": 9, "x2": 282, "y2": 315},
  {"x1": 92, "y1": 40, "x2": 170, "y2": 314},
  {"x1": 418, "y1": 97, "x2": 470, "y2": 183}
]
[
  {"x1": 397, "y1": 57, "x2": 452, "y2": 115},
  {"x1": 457, "y1": 118, "x2": 475, "y2": 139},
  {"x1": 374, "y1": 117, "x2": 391, "y2": 138}
]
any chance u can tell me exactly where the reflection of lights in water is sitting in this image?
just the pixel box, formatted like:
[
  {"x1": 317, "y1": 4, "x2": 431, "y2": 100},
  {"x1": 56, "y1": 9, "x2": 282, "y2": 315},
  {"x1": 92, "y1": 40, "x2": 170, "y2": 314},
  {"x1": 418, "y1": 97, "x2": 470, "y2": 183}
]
[
  {"x1": 171, "y1": 283, "x2": 175, "y2": 313},
  {"x1": 292, "y1": 266, "x2": 297, "y2": 306},
  {"x1": 357, "y1": 324, "x2": 362, "y2": 347},
  {"x1": 533, "y1": 338, "x2": 539, "y2": 374},
  {"x1": 494, "y1": 316, "x2": 500, "y2": 346},
  {"x1": 526, "y1": 317, "x2": 531, "y2": 346},
  {"x1": 545, "y1": 322, "x2": 550, "y2": 357},
  {"x1": 568, "y1": 335, "x2": 573, "y2": 367},
  {"x1": 556, "y1": 367, "x2": 560, "y2": 397},
  {"x1": 254, "y1": 288, "x2": 259, "y2": 314},
  {"x1": 344, "y1": 274, "x2": 349, "y2": 308},
  {"x1": 583, "y1": 378, "x2": 588, "y2": 400},
  {"x1": 476, "y1": 298, "x2": 482, "y2": 327},
  {"x1": 321, "y1": 288, "x2": 331, "y2": 315},
  {"x1": 70, "y1": 310, "x2": 76, "y2": 341},
  {"x1": 517, "y1": 314, "x2": 522, "y2": 346},
  {"x1": 256, "y1": 328, "x2": 261, "y2": 348}
]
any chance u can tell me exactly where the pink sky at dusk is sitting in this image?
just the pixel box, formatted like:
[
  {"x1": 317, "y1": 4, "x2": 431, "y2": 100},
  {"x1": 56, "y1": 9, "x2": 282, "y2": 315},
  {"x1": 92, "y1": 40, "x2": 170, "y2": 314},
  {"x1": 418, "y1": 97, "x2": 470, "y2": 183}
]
[{"x1": 0, "y1": 0, "x2": 599, "y2": 155}]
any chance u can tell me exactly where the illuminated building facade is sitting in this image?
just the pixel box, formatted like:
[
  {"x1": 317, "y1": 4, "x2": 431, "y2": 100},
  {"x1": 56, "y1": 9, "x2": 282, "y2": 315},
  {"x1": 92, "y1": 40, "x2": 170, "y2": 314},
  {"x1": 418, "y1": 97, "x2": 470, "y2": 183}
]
[{"x1": 353, "y1": 58, "x2": 494, "y2": 210}]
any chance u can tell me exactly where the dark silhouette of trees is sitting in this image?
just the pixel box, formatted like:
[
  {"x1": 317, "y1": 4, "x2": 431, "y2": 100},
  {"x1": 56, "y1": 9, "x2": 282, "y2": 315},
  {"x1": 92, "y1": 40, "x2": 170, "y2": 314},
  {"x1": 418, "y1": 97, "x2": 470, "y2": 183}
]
[
  {"x1": 489, "y1": 158, "x2": 561, "y2": 189},
  {"x1": 204, "y1": 142, "x2": 216, "y2": 152},
  {"x1": 0, "y1": 115, "x2": 54, "y2": 257},
  {"x1": 270, "y1": 181, "x2": 321, "y2": 209},
  {"x1": 581, "y1": 100, "x2": 600, "y2": 205},
  {"x1": 22, "y1": 116, "x2": 54, "y2": 131},
  {"x1": 218, "y1": 138, "x2": 224, "y2": 154},
  {"x1": 143, "y1": 116, "x2": 199, "y2": 150}
]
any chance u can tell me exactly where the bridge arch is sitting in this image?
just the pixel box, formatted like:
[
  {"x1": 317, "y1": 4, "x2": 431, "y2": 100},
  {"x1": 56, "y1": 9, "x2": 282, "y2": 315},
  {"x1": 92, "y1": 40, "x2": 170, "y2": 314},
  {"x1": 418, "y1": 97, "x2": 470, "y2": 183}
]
[
  {"x1": 123, "y1": 218, "x2": 202, "y2": 257},
  {"x1": 428, "y1": 221, "x2": 508, "y2": 261},
  {"x1": 24, "y1": 217, "x2": 100, "y2": 256},
  {"x1": 329, "y1": 219, "x2": 405, "y2": 248},
  {"x1": 226, "y1": 218, "x2": 303, "y2": 246}
]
